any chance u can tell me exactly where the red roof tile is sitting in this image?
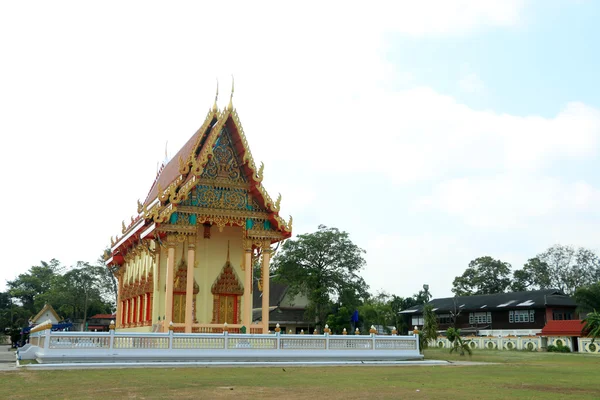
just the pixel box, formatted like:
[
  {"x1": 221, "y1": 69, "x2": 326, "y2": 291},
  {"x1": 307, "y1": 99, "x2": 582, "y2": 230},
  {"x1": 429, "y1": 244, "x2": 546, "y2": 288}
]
[
  {"x1": 143, "y1": 130, "x2": 203, "y2": 206},
  {"x1": 89, "y1": 314, "x2": 116, "y2": 320},
  {"x1": 540, "y1": 320, "x2": 585, "y2": 336}
]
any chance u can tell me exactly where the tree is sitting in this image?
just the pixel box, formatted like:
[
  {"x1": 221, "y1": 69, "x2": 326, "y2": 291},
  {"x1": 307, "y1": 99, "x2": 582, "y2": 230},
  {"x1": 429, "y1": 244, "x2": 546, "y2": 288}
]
[
  {"x1": 359, "y1": 292, "x2": 395, "y2": 333},
  {"x1": 511, "y1": 257, "x2": 551, "y2": 292},
  {"x1": 582, "y1": 311, "x2": 600, "y2": 344},
  {"x1": 446, "y1": 327, "x2": 472, "y2": 356},
  {"x1": 536, "y1": 245, "x2": 600, "y2": 294},
  {"x1": 325, "y1": 306, "x2": 353, "y2": 334},
  {"x1": 95, "y1": 252, "x2": 118, "y2": 310},
  {"x1": 452, "y1": 256, "x2": 512, "y2": 296},
  {"x1": 272, "y1": 225, "x2": 369, "y2": 328},
  {"x1": 6, "y1": 259, "x2": 63, "y2": 313},
  {"x1": 574, "y1": 282, "x2": 600, "y2": 313},
  {"x1": 422, "y1": 304, "x2": 438, "y2": 349}
]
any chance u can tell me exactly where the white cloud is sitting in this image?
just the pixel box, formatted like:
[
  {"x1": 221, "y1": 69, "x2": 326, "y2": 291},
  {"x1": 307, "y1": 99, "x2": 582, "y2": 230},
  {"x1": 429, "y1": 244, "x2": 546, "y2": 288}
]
[
  {"x1": 417, "y1": 175, "x2": 600, "y2": 229},
  {"x1": 365, "y1": 234, "x2": 475, "y2": 298},
  {"x1": 382, "y1": 0, "x2": 526, "y2": 36},
  {"x1": 3, "y1": 0, "x2": 599, "y2": 303}
]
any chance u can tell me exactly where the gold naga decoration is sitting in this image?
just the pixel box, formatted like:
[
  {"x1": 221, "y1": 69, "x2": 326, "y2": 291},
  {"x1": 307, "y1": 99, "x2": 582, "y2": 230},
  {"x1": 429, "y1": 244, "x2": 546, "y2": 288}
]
[
  {"x1": 256, "y1": 162, "x2": 264, "y2": 183},
  {"x1": 274, "y1": 193, "x2": 281, "y2": 212},
  {"x1": 121, "y1": 220, "x2": 126, "y2": 234},
  {"x1": 178, "y1": 156, "x2": 190, "y2": 175},
  {"x1": 137, "y1": 199, "x2": 143, "y2": 214}
]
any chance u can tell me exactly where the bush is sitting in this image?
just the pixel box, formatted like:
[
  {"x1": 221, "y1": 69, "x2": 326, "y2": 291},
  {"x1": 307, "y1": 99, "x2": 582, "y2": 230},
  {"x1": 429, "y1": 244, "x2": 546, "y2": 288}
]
[{"x1": 547, "y1": 344, "x2": 571, "y2": 353}]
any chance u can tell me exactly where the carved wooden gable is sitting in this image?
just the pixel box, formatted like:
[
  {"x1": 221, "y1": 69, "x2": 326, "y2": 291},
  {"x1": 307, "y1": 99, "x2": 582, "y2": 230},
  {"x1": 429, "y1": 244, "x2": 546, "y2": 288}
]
[
  {"x1": 201, "y1": 126, "x2": 247, "y2": 183},
  {"x1": 211, "y1": 261, "x2": 243, "y2": 295},
  {"x1": 174, "y1": 259, "x2": 199, "y2": 294}
]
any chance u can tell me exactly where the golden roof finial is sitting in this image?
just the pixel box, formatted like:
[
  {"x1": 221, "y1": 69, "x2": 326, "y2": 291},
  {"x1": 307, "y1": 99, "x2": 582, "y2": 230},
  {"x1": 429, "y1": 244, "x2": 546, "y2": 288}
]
[
  {"x1": 226, "y1": 240, "x2": 230, "y2": 263},
  {"x1": 227, "y1": 75, "x2": 234, "y2": 111},
  {"x1": 213, "y1": 78, "x2": 219, "y2": 112}
]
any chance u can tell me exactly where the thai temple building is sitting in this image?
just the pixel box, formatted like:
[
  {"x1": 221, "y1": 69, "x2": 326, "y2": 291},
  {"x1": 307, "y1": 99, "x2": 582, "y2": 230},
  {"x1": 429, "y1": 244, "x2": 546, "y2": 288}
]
[{"x1": 105, "y1": 87, "x2": 292, "y2": 333}]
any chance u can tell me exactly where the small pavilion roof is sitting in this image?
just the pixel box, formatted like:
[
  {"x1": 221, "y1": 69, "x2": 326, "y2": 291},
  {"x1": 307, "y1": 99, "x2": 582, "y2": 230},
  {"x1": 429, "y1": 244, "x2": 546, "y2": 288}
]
[{"x1": 31, "y1": 304, "x2": 60, "y2": 324}]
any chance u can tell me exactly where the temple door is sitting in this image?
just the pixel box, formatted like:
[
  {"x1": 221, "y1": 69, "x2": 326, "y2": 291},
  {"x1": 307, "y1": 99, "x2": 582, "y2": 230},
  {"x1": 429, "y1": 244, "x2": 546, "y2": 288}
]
[
  {"x1": 172, "y1": 260, "x2": 199, "y2": 324},
  {"x1": 173, "y1": 294, "x2": 185, "y2": 323},
  {"x1": 218, "y1": 294, "x2": 239, "y2": 324},
  {"x1": 211, "y1": 253, "x2": 244, "y2": 324}
]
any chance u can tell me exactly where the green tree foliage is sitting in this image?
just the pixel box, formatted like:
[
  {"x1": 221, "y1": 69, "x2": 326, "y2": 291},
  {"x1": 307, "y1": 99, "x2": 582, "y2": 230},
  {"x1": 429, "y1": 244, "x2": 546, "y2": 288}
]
[
  {"x1": 536, "y1": 245, "x2": 600, "y2": 295},
  {"x1": 422, "y1": 304, "x2": 439, "y2": 349},
  {"x1": 359, "y1": 292, "x2": 396, "y2": 334},
  {"x1": 452, "y1": 256, "x2": 512, "y2": 296},
  {"x1": 582, "y1": 311, "x2": 600, "y2": 344},
  {"x1": 272, "y1": 225, "x2": 369, "y2": 327},
  {"x1": 511, "y1": 257, "x2": 552, "y2": 291},
  {"x1": 325, "y1": 306, "x2": 353, "y2": 334},
  {"x1": 446, "y1": 327, "x2": 472, "y2": 356},
  {"x1": 96, "y1": 251, "x2": 118, "y2": 308},
  {"x1": 574, "y1": 282, "x2": 600, "y2": 312},
  {"x1": 2, "y1": 258, "x2": 113, "y2": 331},
  {"x1": 6, "y1": 259, "x2": 63, "y2": 313}
]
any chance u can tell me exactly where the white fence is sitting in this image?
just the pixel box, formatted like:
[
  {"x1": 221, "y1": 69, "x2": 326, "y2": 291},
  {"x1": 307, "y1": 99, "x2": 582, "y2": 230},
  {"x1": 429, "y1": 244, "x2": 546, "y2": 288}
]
[
  {"x1": 434, "y1": 335, "x2": 600, "y2": 353},
  {"x1": 434, "y1": 336, "x2": 543, "y2": 351},
  {"x1": 21, "y1": 328, "x2": 422, "y2": 364}
]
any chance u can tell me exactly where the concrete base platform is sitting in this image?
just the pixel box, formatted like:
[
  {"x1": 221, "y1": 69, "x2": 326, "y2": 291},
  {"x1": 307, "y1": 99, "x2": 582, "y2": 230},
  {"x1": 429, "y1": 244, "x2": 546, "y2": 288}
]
[{"x1": 21, "y1": 359, "x2": 451, "y2": 370}]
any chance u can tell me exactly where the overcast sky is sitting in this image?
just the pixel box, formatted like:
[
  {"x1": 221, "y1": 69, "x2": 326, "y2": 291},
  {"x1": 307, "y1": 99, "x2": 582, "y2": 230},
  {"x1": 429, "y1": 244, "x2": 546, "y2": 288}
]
[{"x1": 1, "y1": 1, "x2": 599, "y2": 299}]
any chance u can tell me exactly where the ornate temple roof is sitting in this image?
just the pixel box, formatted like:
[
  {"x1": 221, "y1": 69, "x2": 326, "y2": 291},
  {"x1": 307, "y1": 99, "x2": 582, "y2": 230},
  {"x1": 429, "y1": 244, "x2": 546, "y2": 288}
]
[{"x1": 107, "y1": 89, "x2": 292, "y2": 265}]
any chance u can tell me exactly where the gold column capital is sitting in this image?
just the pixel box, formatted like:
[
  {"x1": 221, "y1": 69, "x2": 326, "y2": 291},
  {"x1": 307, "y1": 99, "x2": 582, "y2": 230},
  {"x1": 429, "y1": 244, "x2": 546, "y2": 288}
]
[
  {"x1": 262, "y1": 245, "x2": 273, "y2": 254},
  {"x1": 166, "y1": 235, "x2": 177, "y2": 247}
]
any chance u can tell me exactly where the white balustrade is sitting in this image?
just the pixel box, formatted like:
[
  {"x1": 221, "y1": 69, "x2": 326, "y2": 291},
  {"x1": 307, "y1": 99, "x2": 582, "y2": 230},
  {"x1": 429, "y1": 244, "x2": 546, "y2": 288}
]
[
  {"x1": 24, "y1": 329, "x2": 424, "y2": 364},
  {"x1": 329, "y1": 338, "x2": 373, "y2": 350},
  {"x1": 280, "y1": 338, "x2": 326, "y2": 350}
]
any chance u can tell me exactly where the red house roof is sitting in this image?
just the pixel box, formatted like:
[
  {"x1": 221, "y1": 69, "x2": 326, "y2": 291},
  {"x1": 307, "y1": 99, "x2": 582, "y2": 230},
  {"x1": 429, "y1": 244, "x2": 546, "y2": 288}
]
[
  {"x1": 540, "y1": 320, "x2": 585, "y2": 337},
  {"x1": 89, "y1": 314, "x2": 116, "y2": 320}
]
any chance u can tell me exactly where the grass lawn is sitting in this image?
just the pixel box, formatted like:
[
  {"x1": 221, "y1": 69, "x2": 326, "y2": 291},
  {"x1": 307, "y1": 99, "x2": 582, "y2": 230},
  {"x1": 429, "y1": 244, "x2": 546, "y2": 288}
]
[{"x1": 1, "y1": 349, "x2": 599, "y2": 399}]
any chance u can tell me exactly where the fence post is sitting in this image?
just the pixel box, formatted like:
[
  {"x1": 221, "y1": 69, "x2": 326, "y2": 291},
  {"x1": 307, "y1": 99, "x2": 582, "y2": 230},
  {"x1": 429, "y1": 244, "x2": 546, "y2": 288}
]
[
  {"x1": 370, "y1": 325, "x2": 376, "y2": 349},
  {"x1": 224, "y1": 330, "x2": 229, "y2": 350},
  {"x1": 109, "y1": 320, "x2": 115, "y2": 350},
  {"x1": 413, "y1": 326, "x2": 420, "y2": 354},
  {"x1": 168, "y1": 321, "x2": 174, "y2": 350},
  {"x1": 44, "y1": 326, "x2": 51, "y2": 351}
]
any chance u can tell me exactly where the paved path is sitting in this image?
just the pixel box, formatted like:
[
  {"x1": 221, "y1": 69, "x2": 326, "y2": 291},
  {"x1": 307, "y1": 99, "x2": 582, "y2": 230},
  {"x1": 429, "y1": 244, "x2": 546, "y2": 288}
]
[{"x1": 0, "y1": 345, "x2": 17, "y2": 371}]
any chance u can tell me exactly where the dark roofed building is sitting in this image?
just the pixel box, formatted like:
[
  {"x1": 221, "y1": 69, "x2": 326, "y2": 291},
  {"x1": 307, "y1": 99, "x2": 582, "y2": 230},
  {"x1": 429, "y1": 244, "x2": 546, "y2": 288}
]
[
  {"x1": 87, "y1": 314, "x2": 117, "y2": 332},
  {"x1": 400, "y1": 289, "x2": 578, "y2": 337},
  {"x1": 252, "y1": 281, "x2": 312, "y2": 333}
]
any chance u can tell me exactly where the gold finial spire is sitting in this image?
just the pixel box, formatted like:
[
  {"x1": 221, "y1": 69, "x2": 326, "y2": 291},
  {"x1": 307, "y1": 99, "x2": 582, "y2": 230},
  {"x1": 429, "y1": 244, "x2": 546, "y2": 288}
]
[
  {"x1": 226, "y1": 240, "x2": 230, "y2": 262},
  {"x1": 227, "y1": 75, "x2": 234, "y2": 111},
  {"x1": 213, "y1": 79, "x2": 219, "y2": 112}
]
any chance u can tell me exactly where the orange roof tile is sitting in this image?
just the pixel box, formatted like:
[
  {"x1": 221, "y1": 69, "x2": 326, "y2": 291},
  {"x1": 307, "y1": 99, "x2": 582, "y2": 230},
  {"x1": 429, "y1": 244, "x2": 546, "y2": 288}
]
[
  {"x1": 143, "y1": 125, "x2": 209, "y2": 206},
  {"x1": 540, "y1": 320, "x2": 585, "y2": 337}
]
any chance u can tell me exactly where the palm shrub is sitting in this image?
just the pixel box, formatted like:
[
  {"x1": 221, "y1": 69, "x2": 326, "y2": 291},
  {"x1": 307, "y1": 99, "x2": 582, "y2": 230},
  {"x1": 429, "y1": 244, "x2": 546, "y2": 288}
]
[
  {"x1": 582, "y1": 310, "x2": 600, "y2": 344},
  {"x1": 446, "y1": 327, "x2": 472, "y2": 356},
  {"x1": 422, "y1": 304, "x2": 439, "y2": 350}
]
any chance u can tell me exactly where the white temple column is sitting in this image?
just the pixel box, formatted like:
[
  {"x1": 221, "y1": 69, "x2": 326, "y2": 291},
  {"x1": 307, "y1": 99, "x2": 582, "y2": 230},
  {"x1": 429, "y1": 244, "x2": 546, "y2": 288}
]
[
  {"x1": 261, "y1": 246, "x2": 272, "y2": 333},
  {"x1": 151, "y1": 247, "x2": 161, "y2": 324},
  {"x1": 164, "y1": 237, "x2": 176, "y2": 328},
  {"x1": 243, "y1": 245, "x2": 252, "y2": 328},
  {"x1": 185, "y1": 237, "x2": 196, "y2": 333}
]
